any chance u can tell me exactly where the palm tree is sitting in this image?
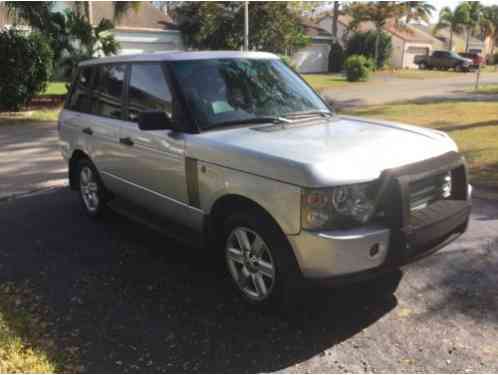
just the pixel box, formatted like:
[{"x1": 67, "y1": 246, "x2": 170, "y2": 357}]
[
  {"x1": 3, "y1": 1, "x2": 53, "y2": 29},
  {"x1": 60, "y1": 11, "x2": 119, "y2": 78},
  {"x1": 403, "y1": 1, "x2": 436, "y2": 24},
  {"x1": 461, "y1": 1, "x2": 482, "y2": 52},
  {"x1": 434, "y1": 6, "x2": 470, "y2": 51},
  {"x1": 481, "y1": 5, "x2": 498, "y2": 56},
  {"x1": 5, "y1": 1, "x2": 141, "y2": 25}
]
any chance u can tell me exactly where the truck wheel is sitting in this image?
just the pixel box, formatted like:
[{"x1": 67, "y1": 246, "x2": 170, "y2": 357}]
[
  {"x1": 77, "y1": 158, "x2": 108, "y2": 218},
  {"x1": 222, "y1": 209, "x2": 302, "y2": 307}
]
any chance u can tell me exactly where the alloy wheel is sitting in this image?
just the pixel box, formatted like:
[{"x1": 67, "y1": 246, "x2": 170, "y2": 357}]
[
  {"x1": 225, "y1": 227, "x2": 276, "y2": 301},
  {"x1": 80, "y1": 166, "x2": 99, "y2": 213}
]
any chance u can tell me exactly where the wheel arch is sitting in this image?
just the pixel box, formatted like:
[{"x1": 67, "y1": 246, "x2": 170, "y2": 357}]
[
  {"x1": 206, "y1": 194, "x2": 288, "y2": 246},
  {"x1": 68, "y1": 149, "x2": 90, "y2": 190}
]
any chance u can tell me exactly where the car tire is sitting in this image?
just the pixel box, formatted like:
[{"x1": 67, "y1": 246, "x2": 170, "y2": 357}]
[
  {"x1": 222, "y1": 209, "x2": 303, "y2": 308},
  {"x1": 419, "y1": 62, "x2": 427, "y2": 70},
  {"x1": 76, "y1": 158, "x2": 108, "y2": 218}
]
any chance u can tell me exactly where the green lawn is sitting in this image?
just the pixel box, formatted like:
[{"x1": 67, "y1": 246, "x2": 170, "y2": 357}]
[
  {"x1": 41, "y1": 82, "x2": 68, "y2": 96},
  {"x1": 302, "y1": 74, "x2": 348, "y2": 90},
  {"x1": 342, "y1": 100, "x2": 498, "y2": 188},
  {"x1": 471, "y1": 84, "x2": 498, "y2": 95},
  {"x1": 376, "y1": 69, "x2": 465, "y2": 80}
]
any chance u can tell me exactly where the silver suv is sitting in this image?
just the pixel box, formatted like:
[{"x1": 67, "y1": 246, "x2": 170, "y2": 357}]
[{"x1": 59, "y1": 51, "x2": 472, "y2": 306}]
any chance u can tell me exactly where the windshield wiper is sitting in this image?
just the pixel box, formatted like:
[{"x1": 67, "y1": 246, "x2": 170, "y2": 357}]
[
  {"x1": 204, "y1": 116, "x2": 291, "y2": 130},
  {"x1": 285, "y1": 110, "x2": 334, "y2": 119}
]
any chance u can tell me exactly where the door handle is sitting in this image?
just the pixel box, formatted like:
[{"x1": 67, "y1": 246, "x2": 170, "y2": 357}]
[
  {"x1": 119, "y1": 137, "x2": 134, "y2": 146},
  {"x1": 82, "y1": 127, "x2": 93, "y2": 136}
]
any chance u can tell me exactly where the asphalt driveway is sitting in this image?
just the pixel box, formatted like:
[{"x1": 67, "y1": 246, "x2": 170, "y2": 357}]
[
  {"x1": 1, "y1": 188, "x2": 497, "y2": 372},
  {"x1": 1, "y1": 73, "x2": 497, "y2": 372}
]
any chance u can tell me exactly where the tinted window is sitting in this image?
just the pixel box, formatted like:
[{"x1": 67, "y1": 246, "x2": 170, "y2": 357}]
[
  {"x1": 127, "y1": 63, "x2": 172, "y2": 122},
  {"x1": 91, "y1": 64, "x2": 126, "y2": 119},
  {"x1": 67, "y1": 67, "x2": 93, "y2": 113}
]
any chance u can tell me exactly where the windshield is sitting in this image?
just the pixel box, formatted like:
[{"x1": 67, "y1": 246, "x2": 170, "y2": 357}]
[{"x1": 170, "y1": 58, "x2": 330, "y2": 130}]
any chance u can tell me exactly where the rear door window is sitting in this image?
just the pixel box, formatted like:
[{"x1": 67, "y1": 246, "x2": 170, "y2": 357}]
[
  {"x1": 126, "y1": 63, "x2": 173, "y2": 122},
  {"x1": 91, "y1": 64, "x2": 126, "y2": 120},
  {"x1": 67, "y1": 67, "x2": 93, "y2": 113}
]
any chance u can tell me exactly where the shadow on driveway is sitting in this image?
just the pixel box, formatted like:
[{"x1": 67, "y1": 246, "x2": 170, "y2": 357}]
[{"x1": 0, "y1": 188, "x2": 401, "y2": 373}]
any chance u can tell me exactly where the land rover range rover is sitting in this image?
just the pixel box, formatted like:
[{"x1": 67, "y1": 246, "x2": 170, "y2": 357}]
[{"x1": 59, "y1": 51, "x2": 472, "y2": 305}]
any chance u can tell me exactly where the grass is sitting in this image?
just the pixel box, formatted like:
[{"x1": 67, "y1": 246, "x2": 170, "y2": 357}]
[
  {"x1": 302, "y1": 74, "x2": 348, "y2": 90},
  {"x1": 0, "y1": 282, "x2": 66, "y2": 373},
  {"x1": 376, "y1": 69, "x2": 463, "y2": 80},
  {"x1": 41, "y1": 82, "x2": 68, "y2": 96},
  {"x1": 0, "y1": 108, "x2": 61, "y2": 126},
  {"x1": 470, "y1": 84, "x2": 498, "y2": 95},
  {"x1": 342, "y1": 99, "x2": 498, "y2": 188}
]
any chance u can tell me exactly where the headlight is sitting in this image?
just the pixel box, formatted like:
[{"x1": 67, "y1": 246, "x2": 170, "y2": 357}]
[{"x1": 302, "y1": 182, "x2": 378, "y2": 230}]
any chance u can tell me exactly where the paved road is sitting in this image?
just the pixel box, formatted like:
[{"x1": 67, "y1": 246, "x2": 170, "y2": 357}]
[
  {"x1": 322, "y1": 71, "x2": 498, "y2": 108},
  {"x1": 0, "y1": 189, "x2": 497, "y2": 372}
]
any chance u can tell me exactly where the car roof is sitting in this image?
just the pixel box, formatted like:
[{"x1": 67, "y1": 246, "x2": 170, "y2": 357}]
[{"x1": 79, "y1": 50, "x2": 280, "y2": 67}]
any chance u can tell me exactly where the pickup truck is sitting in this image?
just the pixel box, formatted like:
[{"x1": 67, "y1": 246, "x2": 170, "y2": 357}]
[
  {"x1": 459, "y1": 52, "x2": 484, "y2": 69},
  {"x1": 414, "y1": 50, "x2": 473, "y2": 71}
]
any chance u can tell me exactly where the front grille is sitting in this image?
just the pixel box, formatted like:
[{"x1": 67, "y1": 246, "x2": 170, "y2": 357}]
[{"x1": 409, "y1": 172, "x2": 452, "y2": 212}]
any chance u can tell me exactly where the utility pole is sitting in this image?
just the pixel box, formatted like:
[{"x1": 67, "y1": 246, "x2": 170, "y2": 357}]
[{"x1": 244, "y1": 1, "x2": 249, "y2": 51}]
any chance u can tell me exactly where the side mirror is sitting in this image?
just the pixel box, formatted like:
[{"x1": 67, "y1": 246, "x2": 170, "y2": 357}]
[{"x1": 138, "y1": 110, "x2": 176, "y2": 131}]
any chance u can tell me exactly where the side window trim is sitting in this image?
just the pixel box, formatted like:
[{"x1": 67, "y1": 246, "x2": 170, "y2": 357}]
[
  {"x1": 65, "y1": 65, "x2": 96, "y2": 113},
  {"x1": 126, "y1": 62, "x2": 177, "y2": 127},
  {"x1": 91, "y1": 63, "x2": 127, "y2": 120},
  {"x1": 122, "y1": 63, "x2": 131, "y2": 122},
  {"x1": 163, "y1": 61, "x2": 199, "y2": 134}
]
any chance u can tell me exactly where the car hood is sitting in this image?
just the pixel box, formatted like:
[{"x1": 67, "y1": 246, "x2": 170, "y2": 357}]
[{"x1": 186, "y1": 115, "x2": 458, "y2": 187}]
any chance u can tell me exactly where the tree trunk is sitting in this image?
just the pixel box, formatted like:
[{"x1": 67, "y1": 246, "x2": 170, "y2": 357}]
[
  {"x1": 332, "y1": 2, "x2": 339, "y2": 40},
  {"x1": 449, "y1": 29, "x2": 453, "y2": 51},
  {"x1": 375, "y1": 28, "x2": 381, "y2": 69},
  {"x1": 465, "y1": 26, "x2": 470, "y2": 52}
]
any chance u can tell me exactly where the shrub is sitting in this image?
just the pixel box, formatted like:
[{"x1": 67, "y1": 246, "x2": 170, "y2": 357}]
[
  {"x1": 344, "y1": 54, "x2": 374, "y2": 82},
  {"x1": 0, "y1": 29, "x2": 54, "y2": 111},
  {"x1": 493, "y1": 52, "x2": 498, "y2": 65},
  {"x1": 328, "y1": 41, "x2": 345, "y2": 73},
  {"x1": 345, "y1": 31, "x2": 392, "y2": 69}
]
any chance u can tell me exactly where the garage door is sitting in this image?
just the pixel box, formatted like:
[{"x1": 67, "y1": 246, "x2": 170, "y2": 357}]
[
  {"x1": 292, "y1": 44, "x2": 331, "y2": 73},
  {"x1": 405, "y1": 46, "x2": 429, "y2": 68}
]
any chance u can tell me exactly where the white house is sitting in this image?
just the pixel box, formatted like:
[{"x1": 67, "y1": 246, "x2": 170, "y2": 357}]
[{"x1": 291, "y1": 19, "x2": 334, "y2": 73}]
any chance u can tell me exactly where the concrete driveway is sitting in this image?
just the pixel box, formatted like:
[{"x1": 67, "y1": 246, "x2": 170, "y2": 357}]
[
  {"x1": 0, "y1": 122, "x2": 65, "y2": 200},
  {"x1": 322, "y1": 71, "x2": 498, "y2": 108}
]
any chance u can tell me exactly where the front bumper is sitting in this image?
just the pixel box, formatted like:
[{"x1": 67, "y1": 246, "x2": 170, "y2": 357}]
[{"x1": 288, "y1": 152, "x2": 472, "y2": 283}]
